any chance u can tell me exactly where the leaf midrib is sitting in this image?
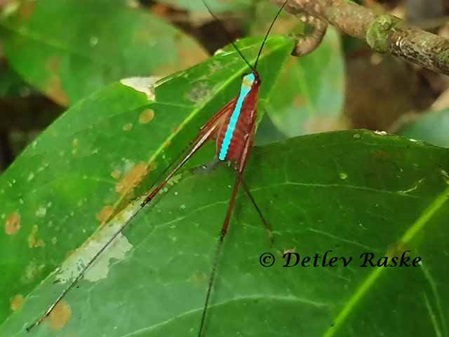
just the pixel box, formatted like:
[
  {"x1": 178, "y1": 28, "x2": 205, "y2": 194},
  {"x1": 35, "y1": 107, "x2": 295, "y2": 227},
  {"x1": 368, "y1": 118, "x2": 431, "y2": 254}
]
[{"x1": 323, "y1": 184, "x2": 449, "y2": 337}]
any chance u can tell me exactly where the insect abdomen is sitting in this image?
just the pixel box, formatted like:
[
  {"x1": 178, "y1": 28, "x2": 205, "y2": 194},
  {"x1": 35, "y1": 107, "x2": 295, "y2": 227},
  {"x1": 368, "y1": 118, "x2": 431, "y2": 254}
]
[{"x1": 217, "y1": 86, "x2": 259, "y2": 162}]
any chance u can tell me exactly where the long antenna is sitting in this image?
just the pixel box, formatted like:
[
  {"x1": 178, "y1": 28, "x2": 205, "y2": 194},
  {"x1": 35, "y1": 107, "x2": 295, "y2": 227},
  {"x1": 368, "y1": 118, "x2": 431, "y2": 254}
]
[
  {"x1": 26, "y1": 114, "x2": 222, "y2": 331},
  {"x1": 202, "y1": 0, "x2": 288, "y2": 71},
  {"x1": 25, "y1": 139, "x2": 201, "y2": 331},
  {"x1": 202, "y1": 0, "x2": 256, "y2": 72},
  {"x1": 254, "y1": 0, "x2": 289, "y2": 69}
]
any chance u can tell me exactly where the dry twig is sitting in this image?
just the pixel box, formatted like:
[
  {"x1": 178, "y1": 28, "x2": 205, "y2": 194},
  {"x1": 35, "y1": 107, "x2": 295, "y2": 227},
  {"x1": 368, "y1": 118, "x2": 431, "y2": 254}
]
[{"x1": 273, "y1": 0, "x2": 449, "y2": 75}]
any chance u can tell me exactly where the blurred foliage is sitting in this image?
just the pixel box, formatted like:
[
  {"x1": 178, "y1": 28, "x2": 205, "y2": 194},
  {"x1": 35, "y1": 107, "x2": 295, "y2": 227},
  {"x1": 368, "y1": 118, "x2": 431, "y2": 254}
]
[
  {"x1": 397, "y1": 108, "x2": 449, "y2": 147},
  {"x1": 0, "y1": 0, "x2": 208, "y2": 105}
]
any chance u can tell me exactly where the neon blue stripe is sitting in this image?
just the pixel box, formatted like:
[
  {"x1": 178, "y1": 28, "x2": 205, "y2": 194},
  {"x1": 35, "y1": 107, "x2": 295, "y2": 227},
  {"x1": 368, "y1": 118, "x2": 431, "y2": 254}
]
[{"x1": 219, "y1": 73, "x2": 256, "y2": 161}]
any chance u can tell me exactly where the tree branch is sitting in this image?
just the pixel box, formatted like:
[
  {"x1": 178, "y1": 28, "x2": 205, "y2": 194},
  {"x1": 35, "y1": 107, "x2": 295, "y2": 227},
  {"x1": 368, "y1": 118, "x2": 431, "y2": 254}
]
[{"x1": 272, "y1": 0, "x2": 449, "y2": 75}]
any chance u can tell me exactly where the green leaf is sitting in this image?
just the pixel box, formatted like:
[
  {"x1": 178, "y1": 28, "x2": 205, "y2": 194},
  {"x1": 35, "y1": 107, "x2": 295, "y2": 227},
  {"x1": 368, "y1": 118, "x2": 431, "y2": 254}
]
[
  {"x1": 0, "y1": 35, "x2": 294, "y2": 326},
  {"x1": 263, "y1": 27, "x2": 345, "y2": 143},
  {"x1": 3, "y1": 130, "x2": 449, "y2": 336},
  {"x1": 0, "y1": 0, "x2": 208, "y2": 105},
  {"x1": 397, "y1": 109, "x2": 449, "y2": 148}
]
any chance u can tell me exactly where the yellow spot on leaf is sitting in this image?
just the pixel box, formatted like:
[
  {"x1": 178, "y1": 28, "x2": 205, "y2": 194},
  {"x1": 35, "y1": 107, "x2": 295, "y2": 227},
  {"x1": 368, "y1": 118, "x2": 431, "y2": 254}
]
[
  {"x1": 48, "y1": 300, "x2": 72, "y2": 331},
  {"x1": 115, "y1": 162, "x2": 148, "y2": 197},
  {"x1": 46, "y1": 57, "x2": 69, "y2": 106},
  {"x1": 96, "y1": 205, "x2": 115, "y2": 223},
  {"x1": 5, "y1": 212, "x2": 21, "y2": 235},
  {"x1": 10, "y1": 294, "x2": 24, "y2": 311},
  {"x1": 139, "y1": 109, "x2": 155, "y2": 124},
  {"x1": 123, "y1": 123, "x2": 133, "y2": 131},
  {"x1": 28, "y1": 225, "x2": 45, "y2": 248}
]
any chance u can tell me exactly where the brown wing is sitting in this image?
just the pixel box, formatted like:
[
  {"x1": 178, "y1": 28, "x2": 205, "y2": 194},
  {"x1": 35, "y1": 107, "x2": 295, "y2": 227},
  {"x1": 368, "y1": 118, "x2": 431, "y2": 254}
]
[{"x1": 200, "y1": 97, "x2": 237, "y2": 136}]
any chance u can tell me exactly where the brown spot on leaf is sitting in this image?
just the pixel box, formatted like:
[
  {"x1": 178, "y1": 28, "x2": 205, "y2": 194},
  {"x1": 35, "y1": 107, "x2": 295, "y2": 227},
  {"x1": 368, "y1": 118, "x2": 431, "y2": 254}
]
[
  {"x1": 139, "y1": 109, "x2": 155, "y2": 124},
  {"x1": 46, "y1": 57, "x2": 69, "y2": 106},
  {"x1": 28, "y1": 225, "x2": 45, "y2": 248},
  {"x1": 111, "y1": 169, "x2": 121, "y2": 180},
  {"x1": 48, "y1": 300, "x2": 72, "y2": 331},
  {"x1": 5, "y1": 212, "x2": 21, "y2": 235},
  {"x1": 115, "y1": 162, "x2": 148, "y2": 197},
  {"x1": 96, "y1": 205, "x2": 115, "y2": 223},
  {"x1": 10, "y1": 294, "x2": 24, "y2": 311},
  {"x1": 122, "y1": 123, "x2": 133, "y2": 131}
]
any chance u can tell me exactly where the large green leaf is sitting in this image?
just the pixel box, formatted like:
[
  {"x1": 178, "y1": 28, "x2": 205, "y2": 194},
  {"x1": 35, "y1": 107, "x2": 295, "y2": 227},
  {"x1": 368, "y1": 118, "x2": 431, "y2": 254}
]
[
  {"x1": 0, "y1": 0, "x2": 207, "y2": 105},
  {"x1": 3, "y1": 130, "x2": 449, "y2": 336},
  {"x1": 0, "y1": 35, "x2": 294, "y2": 326}
]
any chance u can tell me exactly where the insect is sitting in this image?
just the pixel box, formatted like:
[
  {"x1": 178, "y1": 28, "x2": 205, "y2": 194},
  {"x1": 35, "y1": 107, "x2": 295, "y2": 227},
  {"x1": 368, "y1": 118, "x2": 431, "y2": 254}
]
[{"x1": 25, "y1": 0, "x2": 289, "y2": 335}]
